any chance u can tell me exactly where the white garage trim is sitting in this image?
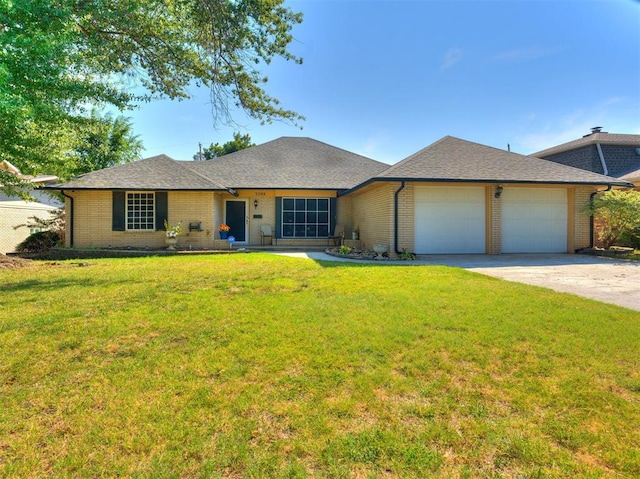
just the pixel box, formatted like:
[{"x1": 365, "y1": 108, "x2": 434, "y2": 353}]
[
  {"x1": 414, "y1": 186, "x2": 486, "y2": 254},
  {"x1": 502, "y1": 187, "x2": 568, "y2": 253}
]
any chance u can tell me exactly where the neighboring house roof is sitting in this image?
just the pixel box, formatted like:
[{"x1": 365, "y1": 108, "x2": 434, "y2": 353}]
[
  {"x1": 0, "y1": 160, "x2": 21, "y2": 175},
  {"x1": 362, "y1": 136, "x2": 632, "y2": 187},
  {"x1": 1, "y1": 160, "x2": 58, "y2": 185},
  {"x1": 533, "y1": 131, "x2": 640, "y2": 158},
  {"x1": 532, "y1": 130, "x2": 640, "y2": 180},
  {"x1": 187, "y1": 137, "x2": 389, "y2": 189},
  {"x1": 52, "y1": 137, "x2": 390, "y2": 191}
]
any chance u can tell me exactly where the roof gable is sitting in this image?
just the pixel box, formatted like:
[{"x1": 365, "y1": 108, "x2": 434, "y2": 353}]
[
  {"x1": 374, "y1": 136, "x2": 631, "y2": 186},
  {"x1": 188, "y1": 137, "x2": 389, "y2": 189}
]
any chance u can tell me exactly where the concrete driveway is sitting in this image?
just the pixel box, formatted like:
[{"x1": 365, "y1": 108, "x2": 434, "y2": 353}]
[
  {"x1": 418, "y1": 254, "x2": 640, "y2": 312},
  {"x1": 273, "y1": 252, "x2": 640, "y2": 312}
]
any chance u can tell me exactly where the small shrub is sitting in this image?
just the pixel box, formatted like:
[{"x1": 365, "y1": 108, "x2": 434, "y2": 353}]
[
  {"x1": 398, "y1": 248, "x2": 416, "y2": 260},
  {"x1": 589, "y1": 190, "x2": 640, "y2": 249},
  {"x1": 339, "y1": 245, "x2": 352, "y2": 255},
  {"x1": 617, "y1": 226, "x2": 640, "y2": 249},
  {"x1": 16, "y1": 230, "x2": 61, "y2": 254}
]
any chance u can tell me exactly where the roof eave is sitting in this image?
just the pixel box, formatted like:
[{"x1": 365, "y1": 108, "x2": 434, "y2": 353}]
[
  {"x1": 340, "y1": 177, "x2": 634, "y2": 196},
  {"x1": 47, "y1": 185, "x2": 350, "y2": 192},
  {"x1": 47, "y1": 185, "x2": 227, "y2": 192}
]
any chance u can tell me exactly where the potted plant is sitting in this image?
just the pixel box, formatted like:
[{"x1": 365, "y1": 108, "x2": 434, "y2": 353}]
[
  {"x1": 164, "y1": 220, "x2": 182, "y2": 250},
  {"x1": 218, "y1": 223, "x2": 230, "y2": 239}
]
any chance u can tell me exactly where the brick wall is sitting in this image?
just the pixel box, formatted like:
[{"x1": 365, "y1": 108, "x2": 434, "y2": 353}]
[
  {"x1": 490, "y1": 185, "x2": 502, "y2": 254},
  {"x1": 70, "y1": 191, "x2": 118, "y2": 248},
  {"x1": 66, "y1": 184, "x2": 598, "y2": 253},
  {"x1": 351, "y1": 182, "x2": 396, "y2": 257},
  {"x1": 245, "y1": 195, "x2": 276, "y2": 245},
  {"x1": 336, "y1": 195, "x2": 354, "y2": 237},
  {"x1": 169, "y1": 191, "x2": 219, "y2": 248},
  {"x1": 67, "y1": 189, "x2": 340, "y2": 248},
  {"x1": 574, "y1": 186, "x2": 597, "y2": 250},
  {"x1": 67, "y1": 190, "x2": 219, "y2": 249},
  {"x1": 397, "y1": 184, "x2": 414, "y2": 254}
]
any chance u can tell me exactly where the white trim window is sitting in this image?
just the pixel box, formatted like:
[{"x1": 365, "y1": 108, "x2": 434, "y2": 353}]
[
  {"x1": 126, "y1": 192, "x2": 155, "y2": 230},
  {"x1": 282, "y1": 197, "x2": 330, "y2": 238}
]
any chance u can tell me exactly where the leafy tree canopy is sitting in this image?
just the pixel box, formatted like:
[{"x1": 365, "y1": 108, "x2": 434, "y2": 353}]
[
  {"x1": 72, "y1": 111, "x2": 143, "y2": 175},
  {"x1": 1, "y1": 0, "x2": 303, "y2": 189},
  {"x1": 200, "y1": 132, "x2": 254, "y2": 160}
]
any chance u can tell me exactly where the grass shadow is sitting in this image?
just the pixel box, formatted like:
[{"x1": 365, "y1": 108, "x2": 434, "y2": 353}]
[{"x1": 1, "y1": 276, "x2": 125, "y2": 294}]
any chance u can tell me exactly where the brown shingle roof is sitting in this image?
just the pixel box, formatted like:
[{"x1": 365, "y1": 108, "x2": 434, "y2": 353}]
[
  {"x1": 373, "y1": 136, "x2": 632, "y2": 186},
  {"x1": 50, "y1": 138, "x2": 389, "y2": 191},
  {"x1": 52, "y1": 155, "x2": 229, "y2": 190},
  {"x1": 51, "y1": 136, "x2": 632, "y2": 192},
  {"x1": 188, "y1": 137, "x2": 389, "y2": 189},
  {"x1": 534, "y1": 132, "x2": 640, "y2": 157}
]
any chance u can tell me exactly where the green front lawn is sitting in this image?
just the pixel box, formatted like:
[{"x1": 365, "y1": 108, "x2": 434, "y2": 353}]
[{"x1": 1, "y1": 254, "x2": 639, "y2": 478}]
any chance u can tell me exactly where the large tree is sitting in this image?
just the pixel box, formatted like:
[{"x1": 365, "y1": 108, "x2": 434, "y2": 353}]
[
  {"x1": 1, "y1": 0, "x2": 303, "y2": 187},
  {"x1": 72, "y1": 111, "x2": 143, "y2": 175},
  {"x1": 200, "y1": 132, "x2": 254, "y2": 160}
]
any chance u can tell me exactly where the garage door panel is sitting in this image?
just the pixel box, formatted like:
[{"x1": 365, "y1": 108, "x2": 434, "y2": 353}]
[
  {"x1": 502, "y1": 188, "x2": 567, "y2": 253},
  {"x1": 414, "y1": 186, "x2": 486, "y2": 254}
]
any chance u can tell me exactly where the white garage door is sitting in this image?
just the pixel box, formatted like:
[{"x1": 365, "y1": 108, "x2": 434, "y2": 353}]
[
  {"x1": 414, "y1": 186, "x2": 486, "y2": 254},
  {"x1": 502, "y1": 188, "x2": 567, "y2": 253}
]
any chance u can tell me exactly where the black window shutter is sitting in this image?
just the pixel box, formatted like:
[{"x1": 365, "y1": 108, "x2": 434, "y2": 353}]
[
  {"x1": 155, "y1": 191, "x2": 168, "y2": 230},
  {"x1": 275, "y1": 197, "x2": 282, "y2": 239},
  {"x1": 330, "y1": 197, "x2": 337, "y2": 237},
  {"x1": 112, "y1": 191, "x2": 125, "y2": 231}
]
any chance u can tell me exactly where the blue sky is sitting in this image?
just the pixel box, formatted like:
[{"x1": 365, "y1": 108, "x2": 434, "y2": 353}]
[{"x1": 127, "y1": 0, "x2": 640, "y2": 164}]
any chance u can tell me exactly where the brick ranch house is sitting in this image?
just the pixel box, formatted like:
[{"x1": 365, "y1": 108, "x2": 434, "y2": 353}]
[{"x1": 49, "y1": 136, "x2": 632, "y2": 257}]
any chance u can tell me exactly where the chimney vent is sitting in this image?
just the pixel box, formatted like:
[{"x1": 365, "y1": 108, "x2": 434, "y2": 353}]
[{"x1": 590, "y1": 126, "x2": 603, "y2": 134}]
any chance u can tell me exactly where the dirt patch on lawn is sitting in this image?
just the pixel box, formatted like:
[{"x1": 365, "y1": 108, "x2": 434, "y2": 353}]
[{"x1": 0, "y1": 253, "x2": 32, "y2": 269}]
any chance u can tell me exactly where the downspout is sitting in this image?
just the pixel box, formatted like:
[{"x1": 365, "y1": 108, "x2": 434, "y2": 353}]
[
  {"x1": 61, "y1": 190, "x2": 74, "y2": 247},
  {"x1": 589, "y1": 184, "x2": 612, "y2": 249},
  {"x1": 394, "y1": 181, "x2": 406, "y2": 255},
  {"x1": 596, "y1": 143, "x2": 608, "y2": 176}
]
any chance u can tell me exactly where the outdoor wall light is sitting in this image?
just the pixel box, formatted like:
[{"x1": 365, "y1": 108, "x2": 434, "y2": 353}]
[
  {"x1": 495, "y1": 185, "x2": 503, "y2": 198},
  {"x1": 254, "y1": 199, "x2": 258, "y2": 209}
]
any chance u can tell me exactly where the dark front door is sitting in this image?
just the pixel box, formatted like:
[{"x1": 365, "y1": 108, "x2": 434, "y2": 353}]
[{"x1": 225, "y1": 200, "x2": 246, "y2": 242}]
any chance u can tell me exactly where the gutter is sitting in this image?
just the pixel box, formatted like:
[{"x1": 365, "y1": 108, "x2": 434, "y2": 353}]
[
  {"x1": 339, "y1": 176, "x2": 632, "y2": 197},
  {"x1": 596, "y1": 143, "x2": 608, "y2": 176},
  {"x1": 589, "y1": 184, "x2": 612, "y2": 249},
  {"x1": 61, "y1": 190, "x2": 74, "y2": 247},
  {"x1": 394, "y1": 181, "x2": 406, "y2": 255}
]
